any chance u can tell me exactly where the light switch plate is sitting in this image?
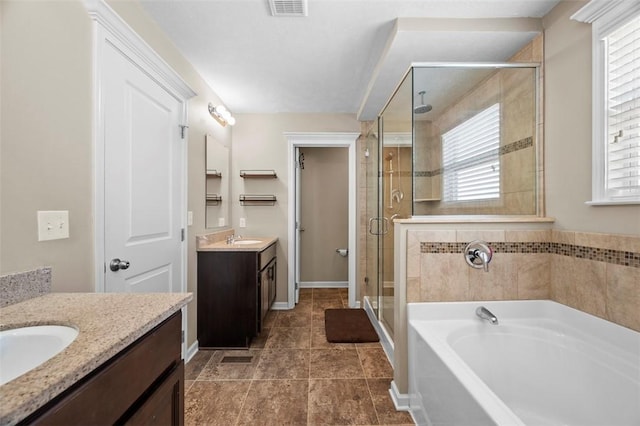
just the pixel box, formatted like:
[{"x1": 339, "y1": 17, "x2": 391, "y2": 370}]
[
  {"x1": 37, "y1": 211, "x2": 70, "y2": 241},
  {"x1": 239, "y1": 218, "x2": 246, "y2": 228},
  {"x1": 187, "y1": 211, "x2": 193, "y2": 226},
  {"x1": 218, "y1": 217, "x2": 225, "y2": 227}
]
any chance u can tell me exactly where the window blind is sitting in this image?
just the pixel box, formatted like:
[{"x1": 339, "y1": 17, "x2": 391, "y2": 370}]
[
  {"x1": 442, "y1": 103, "x2": 500, "y2": 201},
  {"x1": 606, "y1": 15, "x2": 640, "y2": 199}
]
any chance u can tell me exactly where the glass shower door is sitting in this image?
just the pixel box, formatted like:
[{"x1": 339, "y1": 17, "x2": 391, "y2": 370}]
[{"x1": 365, "y1": 128, "x2": 381, "y2": 316}]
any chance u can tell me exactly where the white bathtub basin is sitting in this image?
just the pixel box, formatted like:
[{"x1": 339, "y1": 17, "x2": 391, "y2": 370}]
[
  {"x1": 408, "y1": 300, "x2": 640, "y2": 426},
  {"x1": 0, "y1": 325, "x2": 78, "y2": 385}
]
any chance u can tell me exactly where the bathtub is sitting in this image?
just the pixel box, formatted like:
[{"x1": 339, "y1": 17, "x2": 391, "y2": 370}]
[{"x1": 407, "y1": 300, "x2": 640, "y2": 426}]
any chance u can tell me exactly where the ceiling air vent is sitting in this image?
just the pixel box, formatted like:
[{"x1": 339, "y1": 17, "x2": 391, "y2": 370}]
[{"x1": 268, "y1": 0, "x2": 308, "y2": 17}]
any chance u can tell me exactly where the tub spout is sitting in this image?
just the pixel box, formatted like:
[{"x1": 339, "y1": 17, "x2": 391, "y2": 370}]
[{"x1": 476, "y1": 306, "x2": 499, "y2": 325}]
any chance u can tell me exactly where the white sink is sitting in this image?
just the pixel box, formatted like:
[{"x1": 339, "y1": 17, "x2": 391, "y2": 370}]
[
  {"x1": 233, "y1": 240, "x2": 262, "y2": 245},
  {"x1": 0, "y1": 325, "x2": 78, "y2": 385}
]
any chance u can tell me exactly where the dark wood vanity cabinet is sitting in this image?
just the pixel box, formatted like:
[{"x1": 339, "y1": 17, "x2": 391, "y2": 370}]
[
  {"x1": 22, "y1": 312, "x2": 184, "y2": 426},
  {"x1": 197, "y1": 243, "x2": 276, "y2": 348}
]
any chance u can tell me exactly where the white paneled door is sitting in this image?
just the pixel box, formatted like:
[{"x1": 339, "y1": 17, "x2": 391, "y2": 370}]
[{"x1": 103, "y1": 41, "x2": 184, "y2": 294}]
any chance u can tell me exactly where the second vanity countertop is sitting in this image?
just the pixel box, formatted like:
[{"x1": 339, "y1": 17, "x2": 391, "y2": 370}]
[
  {"x1": 0, "y1": 292, "x2": 192, "y2": 425},
  {"x1": 197, "y1": 236, "x2": 278, "y2": 252}
]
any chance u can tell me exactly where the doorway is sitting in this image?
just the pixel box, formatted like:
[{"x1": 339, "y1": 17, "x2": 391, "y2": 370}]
[
  {"x1": 286, "y1": 133, "x2": 358, "y2": 309},
  {"x1": 298, "y1": 147, "x2": 349, "y2": 289}
]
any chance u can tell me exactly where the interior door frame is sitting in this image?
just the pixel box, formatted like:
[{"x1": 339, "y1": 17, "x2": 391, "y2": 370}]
[
  {"x1": 286, "y1": 133, "x2": 359, "y2": 309},
  {"x1": 86, "y1": 1, "x2": 195, "y2": 354}
]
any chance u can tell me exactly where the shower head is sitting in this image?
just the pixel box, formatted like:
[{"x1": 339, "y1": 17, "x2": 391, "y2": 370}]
[
  {"x1": 385, "y1": 152, "x2": 393, "y2": 161},
  {"x1": 414, "y1": 91, "x2": 432, "y2": 114}
]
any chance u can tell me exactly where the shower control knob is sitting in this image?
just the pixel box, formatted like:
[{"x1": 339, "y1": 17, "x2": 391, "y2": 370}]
[
  {"x1": 109, "y1": 258, "x2": 131, "y2": 272},
  {"x1": 463, "y1": 241, "x2": 492, "y2": 272}
]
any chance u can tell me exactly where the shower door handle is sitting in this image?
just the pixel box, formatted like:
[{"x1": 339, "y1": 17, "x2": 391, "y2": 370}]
[{"x1": 368, "y1": 217, "x2": 390, "y2": 235}]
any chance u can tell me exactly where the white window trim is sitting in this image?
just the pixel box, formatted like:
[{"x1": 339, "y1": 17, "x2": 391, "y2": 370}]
[{"x1": 572, "y1": 0, "x2": 640, "y2": 205}]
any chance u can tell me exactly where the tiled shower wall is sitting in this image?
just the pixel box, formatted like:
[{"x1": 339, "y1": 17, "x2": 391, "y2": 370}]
[{"x1": 406, "y1": 229, "x2": 640, "y2": 331}]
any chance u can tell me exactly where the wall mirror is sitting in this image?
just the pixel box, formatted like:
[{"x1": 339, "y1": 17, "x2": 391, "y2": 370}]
[{"x1": 205, "y1": 134, "x2": 230, "y2": 228}]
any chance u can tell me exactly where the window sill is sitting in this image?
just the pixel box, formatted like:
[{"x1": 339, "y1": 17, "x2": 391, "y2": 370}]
[{"x1": 586, "y1": 200, "x2": 640, "y2": 206}]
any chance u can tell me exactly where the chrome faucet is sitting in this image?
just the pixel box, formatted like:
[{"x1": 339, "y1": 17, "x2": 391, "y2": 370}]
[
  {"x1": 464, "y1": 240, "x2": 493, "y2": 272},
  {"x1": 476, "y1": 306, "x2": 499, "y2": 325}
]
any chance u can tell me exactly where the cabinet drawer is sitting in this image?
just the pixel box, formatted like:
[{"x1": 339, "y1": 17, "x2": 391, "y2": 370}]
[
  {"x1": 25, "y1": 312, "x2": 182, "y2": 425},
  {"x1": 259, "y1": 243, "x2": 276, "y2": 269},
  {"x1": 124, "y1": 362, "x2": 184, "y2": 426}
]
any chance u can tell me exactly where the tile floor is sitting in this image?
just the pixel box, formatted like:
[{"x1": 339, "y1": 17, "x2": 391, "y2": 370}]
[{"x1": 184, "y1": 288, "x2": 414, "y2": 425}]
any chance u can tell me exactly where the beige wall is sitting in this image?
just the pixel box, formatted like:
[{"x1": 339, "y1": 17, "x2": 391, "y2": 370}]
[
  {"x1": 230, "y1": 114, "x2": 360, "y2": 303},
  {"x1": 300, "y1": 147, "x2": 349, "y2": 283},
  {"x1": 1, "y1": 0, "x2": 94, "y2": 291},
  {"x1": 0, "y1": 0, "x2": 231, "y2": 348},
  {"x1": 544, "y1": 0, "x2": 640, "y2": 235}
]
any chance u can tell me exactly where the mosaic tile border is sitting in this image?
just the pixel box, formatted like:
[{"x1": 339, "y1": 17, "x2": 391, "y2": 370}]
[
  {"x1": 420, "y1": 241, "x2": 640, "y2": 268},
  {"x1": 414, "y1": 136, "x2": 533, "y2": 177}
]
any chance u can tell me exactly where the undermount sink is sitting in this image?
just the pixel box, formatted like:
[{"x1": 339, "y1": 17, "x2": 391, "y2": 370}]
[
  {"x1": 0, "y1": 325, "x2": 79, "y2": 386},
  {"x1": 233, "y1": 240, "x2": 263, "y2": 245}
]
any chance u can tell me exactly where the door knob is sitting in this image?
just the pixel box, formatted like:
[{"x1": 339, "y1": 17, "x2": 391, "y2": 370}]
[{"x1": 110, "y1": 258, "x2": 131, "y2": 272}]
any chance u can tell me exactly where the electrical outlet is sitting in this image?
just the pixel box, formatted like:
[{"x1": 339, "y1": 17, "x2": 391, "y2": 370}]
[
  {"x1": 239, "y1": 218, "x2": 246, "y2": 228},
  {"x1": 218, "y1": 217, "x2": 225, "y2": 227},
  {"x1": 37, "y1": 211, "x2": 70, "y2": 241}
]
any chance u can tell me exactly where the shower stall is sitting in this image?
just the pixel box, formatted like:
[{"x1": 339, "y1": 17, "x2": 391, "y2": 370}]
[{"x1": 365, "y1": 62, "x2": 540, "y2": 346}]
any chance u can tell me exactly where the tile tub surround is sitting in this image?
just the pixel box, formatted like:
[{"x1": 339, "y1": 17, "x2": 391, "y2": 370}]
[
  {"x1": 0, "y1": 292, "x2": 192, "y2": 425},
  {"x1": 0, "y1": 268, "x2": 51, "y2": 307},
  {"x1": 406, "y1": 229, "x2": 640, "y2": 331}
]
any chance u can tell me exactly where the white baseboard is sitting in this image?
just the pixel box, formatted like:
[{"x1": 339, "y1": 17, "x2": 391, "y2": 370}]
[
  {"x1": 299, "y1": 281, "x2": 348, "y2": 288},
  {"x1": 186, "y1": 340, "x2": 199, "y2": 363},
  {"x1": 389, "y1": 380, "x2": 411, "y2": 411}
]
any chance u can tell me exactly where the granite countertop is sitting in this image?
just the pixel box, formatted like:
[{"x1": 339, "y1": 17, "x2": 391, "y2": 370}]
[
  {"x1": 197, "y1": 236, "x2": 278, "y2": 252},
  {"x1": 0, "y1": 292, "x2": 192, "y2": 425}
]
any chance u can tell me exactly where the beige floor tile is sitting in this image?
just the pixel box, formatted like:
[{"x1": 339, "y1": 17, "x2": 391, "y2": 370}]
[
  {"x1": 312, "y1": 288, "x2": 344, "y2": 299},
  {"x1": 198, "y1": 349, "x2": 261, "y2": 380},
  {"x1": 357, "y1": 347, "x2": 393, "y2": 378},
  {"x1": 251, "y1": 327, "x2": 272, "y2": 349},
  {"x1": 185, "y1": 289, "x2": 400, "y2": 425},
  {"x1": 312, "y1": 297, "x2": 346, "y2": 313},
  {"x1": 185, "y1": 380, "x2": 251, "y2": 426},
  {"x1": 310, "y1": 348, "x2": 364, "y2": 379},
  {"x1": 263, "y1": 310, "x2": 279, "y2": 328},
  {"x1": 237, "y1": 380, "x2": 309, "y2": 425},
  {"x1": 254, "y1": 349, "x2": 310, "y2": 379},
  {"x1": 185, "y1": 349, "x2": 215, "y2": 380},
  {"x1": 265, "y1": 327, "x2": 311, "y2": 349},
  {"x1": 308, "y1": 379, "x2": 378, "y2": 425},
  {"x1": 367, "y1": 378, "x2": 414, "y2": 425},
  {"x1": 275, "y1": 309, "x2": 313, "y2": 327}
]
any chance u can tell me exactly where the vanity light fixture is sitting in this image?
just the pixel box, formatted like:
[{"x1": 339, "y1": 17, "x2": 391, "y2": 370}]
[{"x1": 208, "y1": 103, "x2": 236, "y2": 127}]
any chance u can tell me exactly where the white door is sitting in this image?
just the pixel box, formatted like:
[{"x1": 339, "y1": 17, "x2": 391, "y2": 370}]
[{"x1": 103, "y1": 42, "x2": 184, "y2": 293}]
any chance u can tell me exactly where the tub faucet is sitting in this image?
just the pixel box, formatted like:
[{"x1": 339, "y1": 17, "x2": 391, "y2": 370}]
[{"x1": 476, "y1": 306, "x2": 499, "y2": 325}]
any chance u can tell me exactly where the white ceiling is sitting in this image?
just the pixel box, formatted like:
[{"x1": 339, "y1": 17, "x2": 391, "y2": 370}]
[{"x1": 139, "y1": 0, "x2": 560, "y2": 119}]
